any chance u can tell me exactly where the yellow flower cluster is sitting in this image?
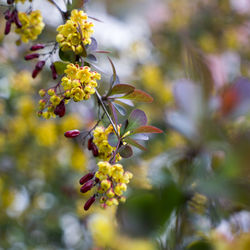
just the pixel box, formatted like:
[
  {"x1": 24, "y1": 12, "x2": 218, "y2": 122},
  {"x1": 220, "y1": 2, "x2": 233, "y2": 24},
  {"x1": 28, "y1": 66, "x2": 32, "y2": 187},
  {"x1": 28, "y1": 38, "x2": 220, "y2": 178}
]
[
  {"x1": 93, "y1": 124, "x2": 121, "y2": 162},
  {"x1": 15, "y1": 10, "x2": 44, "y2": 43},
  {"x1": 38, "y1": 63, "x2": 100, "y2": 119},
  {"x1": 56, "y1": 9, "x2": 94, "y2": 54},
  {"x1": 62, "y1": 63, "x2": 100, "y2": 101},
  {"x1": 38, "y1": 88, "x2": 64, "y2": 119},
  {"x1": 95, "y1": 161, "x2": 133, "y2": 207}
]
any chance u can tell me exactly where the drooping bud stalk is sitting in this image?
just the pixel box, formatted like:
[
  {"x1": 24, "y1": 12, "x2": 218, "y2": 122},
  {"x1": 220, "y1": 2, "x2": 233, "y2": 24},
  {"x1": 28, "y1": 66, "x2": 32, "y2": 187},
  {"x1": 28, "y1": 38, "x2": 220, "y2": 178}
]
[
  {"x1": 80, "y1": 180, "x2": 94, "y2": 193},
  {"x1": 30, "y1": 44, "x2": 45, "y2": 51},
  {"x1": 92, "y1": 144, "x2": 99, "y2": 157},
  {"x1": 64, "y1": 129, "x2": 80, "y2": 138},
  {"x1": 25, "y1": 53, "x2": 39, "y2": 61},
  {"x1": 87, "y1": 137, "x2": 93, "y2": 150},
  {"x1": 13, "y1": 10, "x2": 22, "y2": 28},
  {"x1": 50, "y1": 63, "x2": 58, "y2": 80},
  {"x1": 79, "y1": 172, "x2": 95, "y2": 185},
  {"x1": 54, "y1": 100, "x2": 65, "y2": 117},
  {"x1": 32, "y1": 60, "x2": 45, "y2": 78},
  {"x1": 84, "y1": 195, "x2": 96, "y2": 211},
  {"x1": 4, "y1": 21, "x2": 11, "y2": 35}
]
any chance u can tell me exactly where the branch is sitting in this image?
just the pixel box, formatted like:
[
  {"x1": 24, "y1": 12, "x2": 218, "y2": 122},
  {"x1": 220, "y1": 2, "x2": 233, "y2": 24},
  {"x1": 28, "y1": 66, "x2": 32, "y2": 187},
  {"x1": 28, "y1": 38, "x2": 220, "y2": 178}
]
[{"x1": 95, "y1": 90, "x2": 119, "y2": 137}]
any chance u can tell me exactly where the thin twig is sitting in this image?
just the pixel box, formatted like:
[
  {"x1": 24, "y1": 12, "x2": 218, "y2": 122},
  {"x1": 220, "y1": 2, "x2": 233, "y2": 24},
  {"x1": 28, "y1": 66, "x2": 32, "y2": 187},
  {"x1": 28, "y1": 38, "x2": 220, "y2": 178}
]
[{"x1": 95, "y1": 90, "x2": 119, "y2": 136}]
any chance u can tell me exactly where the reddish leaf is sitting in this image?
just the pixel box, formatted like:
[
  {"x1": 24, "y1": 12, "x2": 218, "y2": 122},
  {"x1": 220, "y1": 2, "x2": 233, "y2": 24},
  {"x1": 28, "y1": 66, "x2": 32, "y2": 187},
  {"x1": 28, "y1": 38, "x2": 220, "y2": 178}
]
[
  {"x1": 132, "y1": 125, "x2": 163, "y2": 135},
  {"x1": 121, "y1": 89, "x2": 153, "y2": 103},
  {"x1": 127, "y1": 109, "x2": 147, "y2": 132},
  {"x1": 124, "y1": 137, "x2": 147, "y2": 151},
  {"x1": 109, "y1": 84, "x2": 135, "y2": 96}
]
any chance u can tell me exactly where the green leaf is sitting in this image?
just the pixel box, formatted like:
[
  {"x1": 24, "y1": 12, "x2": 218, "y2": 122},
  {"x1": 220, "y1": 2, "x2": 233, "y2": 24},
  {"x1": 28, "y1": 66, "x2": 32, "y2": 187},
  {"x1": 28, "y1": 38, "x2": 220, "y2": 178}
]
[
  {"x1": 108, "y1": 132, "x2": 119, "y2": 147},
  {"x1": 120, "y1": 89, "x2": 153, "y2": 103},
  {"x1": 119, "y1": 145, "x2": 133, "y2": 158},
  {"x1": 126, "y1": 109, "x2": 147, "y2": 132},
  {"x1": 124, "y1": 137, "x2": 147, "y2": 151},
  {"x1": 131, "y1": 125, "x2": 163, "y2": 135},
  {"x1": 109, "y1": 84, "x2": 135, "y2": 96},
  {"x1": 59, "y1": 49, "x2": 76, "y2": 62},
  {"x1": 53, "y1": 61, "x2": 68, "y2": 75}
]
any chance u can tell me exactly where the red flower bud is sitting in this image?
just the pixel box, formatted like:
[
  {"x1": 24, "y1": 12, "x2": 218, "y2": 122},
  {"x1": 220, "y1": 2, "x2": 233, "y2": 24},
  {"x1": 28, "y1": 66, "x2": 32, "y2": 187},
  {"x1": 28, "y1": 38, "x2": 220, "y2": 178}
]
[
  {"x1": 7, "y1": 0, "x2": 14, "y2": 4},
  {"x1": 80, "y1": 180, "x2": 94, "y2": 193},
  {"x1": 30, "y1": 44, "x2": 45, "y2": 51},
  {"x1": 50, "y1": 63, "x2": 58, "y2": 80},
  {"x1": 79, "y1": 172, "x2": 95, "y2": 185},
  {"x1": 25, "y1": 53, "x2": 39, "y2": 61},
  {"x1": 54, "y1": 100, "x2": 66, "y2": 117},
  {"x1": 4, "y1": 9, "x2": 11, "y2": 20},
  {"x1": 4, "y1": 21, "x2": 11, "y2": 35},
  {"x1": 64, "y1": 129, "x2": 80, "y2": 138},
  {"x1": 87, "y1": 137, "x2": 93, "y2": 150},
  {"x1": 14, "y1": 11, "x2": 22, "y2": 28},
  {"x1": 84, "y1": 195, "x2": 96, "y2": 211},
  {"x1": 92, "y1": 144, "x2": 99, "y2": 157},
  {"x1": 32, "y1": 60, "x2": 45, "y2": 78}
]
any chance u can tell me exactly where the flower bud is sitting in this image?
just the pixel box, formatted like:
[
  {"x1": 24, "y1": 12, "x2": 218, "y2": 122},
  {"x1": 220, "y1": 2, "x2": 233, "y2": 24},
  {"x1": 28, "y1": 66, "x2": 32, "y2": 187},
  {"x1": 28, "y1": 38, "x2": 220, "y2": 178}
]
[
  {"x1": 64, "y1": 129, "x2": 80, "y2": 138},
  {"x1": 4, "y1": 9, "x2": 11, "y2": 20},
  {"x1": 39, "y1": 89, "x2": 46, "y2": 97},
  {"x1": 14, "y1": 11, "x2": 22, "y2": 28},
  {"x1": 54, "y1": 100, "x2": 65, "y2": 117},
  {"x1": 32, "y1": 60, "x2": 45, "y2": 78},
  {"x1": 80, "y1": 180, "x2": 94, "y2": 193},
  {"x1": 30, "y1": 44, "x2": 45, "y2": 51},
  {"x1": 92, "y1": 144, "x2": 99, "y2": 157},
  {"x1": 84, "y1": 195, "x2": 95, "y2": 211},
  {"x1": 79, "y1": 172, "x2": 95, "y2": 185},
  {"x1": 50, "y1": 63, "x2": 58, "y2": 80},
  {"x1": 25, "y1": 53, "x2": 39, "y2": 61},
  {"x1": 4, "y1": 21, "x2": 11, "y2": 35},
  {"x1": 87, "y1": 137, "x2": 93, "y2": 150}
]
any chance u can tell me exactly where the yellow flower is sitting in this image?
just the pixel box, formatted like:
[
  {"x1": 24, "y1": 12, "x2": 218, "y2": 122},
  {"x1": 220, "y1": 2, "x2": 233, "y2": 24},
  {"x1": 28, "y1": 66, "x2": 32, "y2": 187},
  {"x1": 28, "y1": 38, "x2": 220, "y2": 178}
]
[
  {"x1": 15, "y1": 10, "x2": 44, "y2": 43},
  {"x1": 93, "y1": 125, "x2": 121, "y2": 161},
  {"x1": 70, "y1": 9, "x2": 88, "y2": 23},
  {"x1": 64, "y1": 63, "x2": 79, "y2": 79},
  {"x1": 56, "y1": 9, "x2": 94, "y2": 53},
  {"x1": 71, "y1": 87, "x2": 84, "y2": 102},
  {"x1": 92, "y1": 161, "x2": 132, "y2": 208}
]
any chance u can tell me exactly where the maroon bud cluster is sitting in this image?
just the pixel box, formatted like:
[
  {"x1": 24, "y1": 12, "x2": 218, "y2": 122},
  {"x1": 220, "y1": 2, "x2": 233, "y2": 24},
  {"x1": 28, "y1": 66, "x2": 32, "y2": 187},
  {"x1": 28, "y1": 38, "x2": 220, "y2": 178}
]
[
  {"x1": 32, "y1": 60, "x2": 45, "y2": 78},
  {"x1": 64, "y1": 129, "x2": 80, "y2": 138},
  {"x1": 79, "y1": 172, "x2": 97, "y2": 210},
  {"x1": 4, "y1": 8, "x2": 22, "y2": 35},
  {"x1": 87, "y1": 137, "x2": 99, "y2": 157},
  {"x1": 84, "y1": 195, "x2": 96, "y2": 211},
  {"x1": 54, "y1": 100, "x2": 66, "y2": 117}
]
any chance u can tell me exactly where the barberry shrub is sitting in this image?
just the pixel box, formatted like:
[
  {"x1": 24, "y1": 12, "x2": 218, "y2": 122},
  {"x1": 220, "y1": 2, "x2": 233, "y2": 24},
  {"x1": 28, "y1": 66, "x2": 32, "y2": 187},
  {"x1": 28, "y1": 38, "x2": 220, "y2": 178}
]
[{"x1": 2, "y1": 0, "x2": 250, "y2": 249}]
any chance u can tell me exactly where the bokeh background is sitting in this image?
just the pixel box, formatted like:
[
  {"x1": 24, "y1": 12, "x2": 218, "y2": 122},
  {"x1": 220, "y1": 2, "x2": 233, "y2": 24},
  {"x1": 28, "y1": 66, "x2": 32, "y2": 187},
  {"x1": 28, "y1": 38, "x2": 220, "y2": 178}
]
[{"x1": 0, "y1": 0, "x2": 250, "y2": 249}]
